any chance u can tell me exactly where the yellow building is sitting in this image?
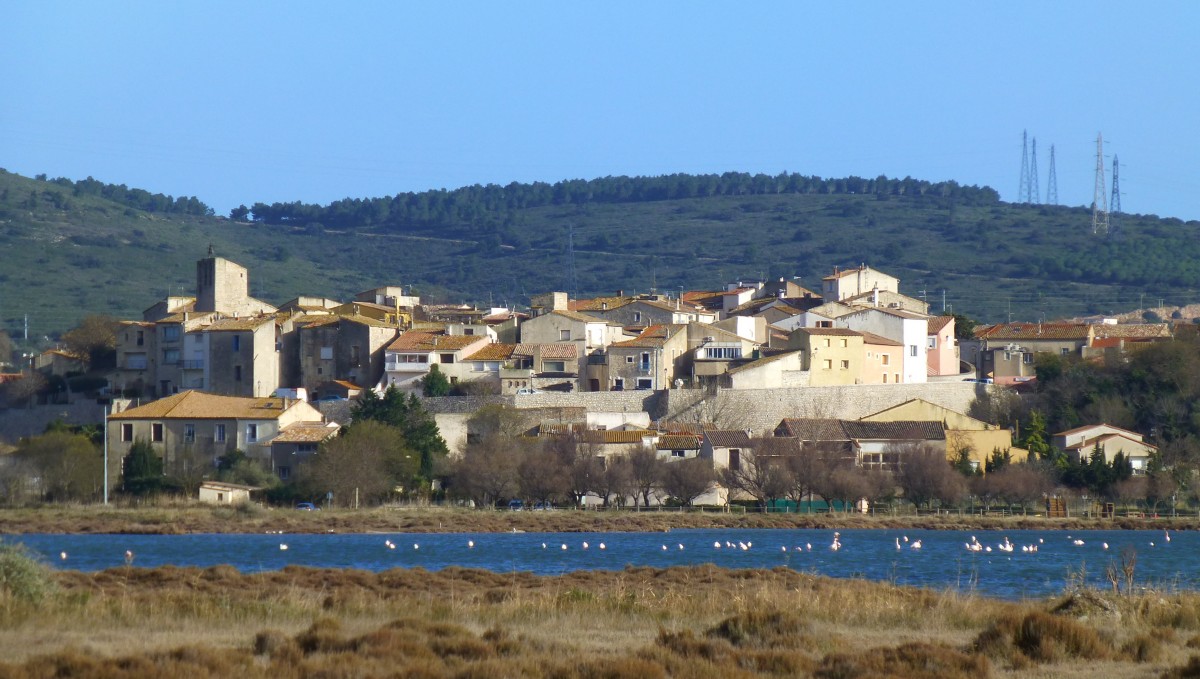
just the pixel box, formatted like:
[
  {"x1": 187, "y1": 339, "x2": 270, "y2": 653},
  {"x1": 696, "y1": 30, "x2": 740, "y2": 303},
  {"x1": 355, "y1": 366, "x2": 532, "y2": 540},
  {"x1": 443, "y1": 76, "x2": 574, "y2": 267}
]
[
  {"x1": 787, "y1": 327, "x2": 864, "y2": 386},
  {"x1": 859, "y1": 398, "x2": 1027, "y2": 472}
]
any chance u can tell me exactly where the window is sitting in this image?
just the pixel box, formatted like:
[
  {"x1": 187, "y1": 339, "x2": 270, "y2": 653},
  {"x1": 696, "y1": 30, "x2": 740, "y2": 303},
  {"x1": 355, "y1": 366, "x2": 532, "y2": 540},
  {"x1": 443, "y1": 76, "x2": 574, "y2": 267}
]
[
  {"x1": 817, "y1": 320, "x2": 833, "y2": 328},
  {"x1": 840, "y1": 360, "x2": 850, "y2": 369},
  {"x1": 278, "y1": 466, "x2": 291, "y2": 480},
  {"x1": 882, "y1": 374, "x2": 888, "y2": 383},
  {"x1": 463, "y1": 328, "x2": 474, "y2": 336},
  {"x1": 910, "y1": 345, "x2": 918, "y2": 357},
  {"x1": 440, "y1": 353, "x2": 455, "y2": 364},
  {"x1": 559, "y1": 329, "x2": 570, "y2": 341},
  {"x1": 163, "y1": 325, "x2": 181, "y2": 342},
  {"x1": 232, "y1": 335, "x2": 240, "y2": 351},
  {"x1": 320, "y1": 346, "x2": 333, "y2": 360},
  {"x1": 136, "y1": 330, "x2": 144, "y2": 346},
  {"x1": 127, "y1": 354, "x2": 148, "y2": 370},
  {"x1": 163, "y1": 348, "x2": 180, "y2": 365},
  {"x1": 840, "y1": 339, "x2": 847, "y2": 348},
  {"x1": 215, "y1": 424, "x2": 226, "y2": 442},
  {"x1": 246, "y1": 424, "x2": 258, "y2": 443},
  {"x1": 672, "y1": 450, "x2": 685, "y2": 458},
  {"x1": 234, "y1": 366, "x2": 242, "y2": 381},
  {"x1": 121, "y1": 423, "x2": 133, "y2": 442},
  {"x1": 636, "y1": 378, "x2": 653, "y2": 390},
  {"x1": 706, "y1": 346, "x2": 742, "y2": 359},
  {"x1": 543, "y1": 360, "x2": 566, "y2": 372},
  {"x1": 823, "y1": 359, "x2": 832, "y2": 370},
  {"x1": 626, "y1": 356, "x2": 634, "y2": 363},
  {"x1": 350, "y1": 345, "x2": 361, "y2": 364},
  {"x1": 184, "y1": 424, "x2": 195, "y2": 444},
  {"x1": 633, "y1": 312, "x2": 642, "y2": 323},
  {"x1": 881, "y1": 354, "x2": 890, "y2": 366},
  {"x1": 613, "y1": 378, "x2": 624, "y2": 391},
  {"x1": 894, "y1": 373, "x2": 900, "y2": 383},
  {"x1": 640, "y1": 352, "x2": 651, "y2": 369},
  {"x1": 729, "y1": 449, "x2": 741, "y2": 471},
  {"x1": 152, "y1": 423, "x2": 164, "y2": 442},
  {"x1": 927, "y1": 336, "x2": 937, "y2": 348},
  {"x1": 1061, "y1": 348, "x2": 1070, "y2": 356},
  {"x1": 824, "y1": 338, "x2": 831, "y2": 347},
  {"x1": 1023, "y1": 353, "x2": 1035, "y2": 364}
]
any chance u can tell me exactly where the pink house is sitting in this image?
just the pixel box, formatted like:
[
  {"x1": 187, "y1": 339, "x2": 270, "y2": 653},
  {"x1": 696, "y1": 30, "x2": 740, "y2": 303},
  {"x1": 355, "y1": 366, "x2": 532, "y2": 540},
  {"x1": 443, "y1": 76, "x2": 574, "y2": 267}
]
[
  {"x1": 861, "y1": 332, "x2": 902, "y2": 384},
  {"x1": 926, "y1": 316, "x2": 959, "y2": 377}
]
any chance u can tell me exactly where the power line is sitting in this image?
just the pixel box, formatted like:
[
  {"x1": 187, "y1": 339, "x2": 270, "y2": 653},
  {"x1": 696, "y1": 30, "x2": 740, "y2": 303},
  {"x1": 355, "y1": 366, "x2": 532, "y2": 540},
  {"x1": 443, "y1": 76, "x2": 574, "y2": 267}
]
[{"x1": 1046, "y1": 144, "x2": 1059, "y2": 205}]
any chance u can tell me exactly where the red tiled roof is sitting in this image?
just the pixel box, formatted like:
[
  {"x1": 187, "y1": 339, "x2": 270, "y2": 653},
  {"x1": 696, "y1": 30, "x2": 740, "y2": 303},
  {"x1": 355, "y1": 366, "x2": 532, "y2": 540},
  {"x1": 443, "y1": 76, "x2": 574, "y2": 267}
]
[
  {"x1": 704, "y1": 430, "x2": 752, "y2": 448},
  {"x1": 465, "y1": 343, "x2": 518, "y2": 361},
  {"x1": 657, "y1": 434, "x2": 701, "y2": 450},
  {"x1": 977, "y1": 323, "x2": 1091, "y2": 341},
  {"x1": 387, "y1": 332, "x2": 486, "y2": 352},
  {"x1": 513, "y1": 343, "x2": 578, "y2": 359},
  {"x1": 928, "y1": 316, "x2": 954, "y2": 334}
]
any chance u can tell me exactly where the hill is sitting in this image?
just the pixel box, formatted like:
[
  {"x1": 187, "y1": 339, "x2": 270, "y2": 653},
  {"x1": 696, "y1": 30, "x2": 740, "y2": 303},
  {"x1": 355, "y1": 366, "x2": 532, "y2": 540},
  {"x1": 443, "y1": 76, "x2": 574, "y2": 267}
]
[{"x1": 2, "y1": 167, "x2": 1200, "y2": 341}]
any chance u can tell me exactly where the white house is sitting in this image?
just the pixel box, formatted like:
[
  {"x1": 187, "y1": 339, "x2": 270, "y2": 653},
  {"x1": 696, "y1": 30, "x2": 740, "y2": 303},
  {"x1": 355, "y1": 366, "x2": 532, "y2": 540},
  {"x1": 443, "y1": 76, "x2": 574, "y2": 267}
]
[{"x1": 837, "y1": 307, "x2": 930, "y2": 384}]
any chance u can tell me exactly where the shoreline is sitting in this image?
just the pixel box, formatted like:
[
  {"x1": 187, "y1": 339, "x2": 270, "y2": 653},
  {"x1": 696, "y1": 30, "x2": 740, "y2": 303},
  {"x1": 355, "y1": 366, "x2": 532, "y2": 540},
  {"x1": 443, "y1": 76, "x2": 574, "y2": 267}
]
[{"x1": 1, "y1": 504, "x2": 1195, "y2": 535}]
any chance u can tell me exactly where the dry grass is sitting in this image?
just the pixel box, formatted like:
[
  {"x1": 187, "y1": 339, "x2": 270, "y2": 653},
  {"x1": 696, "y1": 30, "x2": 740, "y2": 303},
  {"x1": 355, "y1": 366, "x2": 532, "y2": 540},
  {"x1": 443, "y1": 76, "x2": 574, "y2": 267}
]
[
  {"x1": 0, "y1": 564, "x2": 1197, "y2": 677},
  {"x1": 5, "y1": 502, "x2": 1200, "y2": 536}
]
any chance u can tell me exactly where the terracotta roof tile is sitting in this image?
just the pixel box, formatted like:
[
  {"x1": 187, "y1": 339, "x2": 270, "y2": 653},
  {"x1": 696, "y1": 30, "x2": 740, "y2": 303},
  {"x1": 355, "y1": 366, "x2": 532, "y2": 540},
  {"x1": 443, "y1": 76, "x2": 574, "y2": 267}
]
[
  {"x1": 387, "y1": 332, "x2": 486, "y2": 352},
  {"x1": 512, "y1": 343, "x2": 578, "y2": 359},
  {"x1": 860, "y1": 331, "x2": 901, "y2": 346},
  {"x1": 841, "y1": 420, "x2": 946, "y2": 440},
  {"x1": 581, "y1": 430, "x2": 654, "y2": 444},
  {"x1": 656, "y1": 434, "x2": 701, "y2": 450},
  {"x1": 927, "y1": 316, "x2": 954, "y2": 334},
  {"x1": 774, "y1": 418, "x2": 848, "y2": 440},
  {"x1": 1092, "y1": 323, "x2": 1172, "y2": 339},
  {"x1": 656, "y1": 422, "x2": 715, "y2": 434},
  {"x1": 270, "y1": 422, "x2": 340, "y2": 444},
  {"x1": 110, "y1": 390, "x2": 313, "y2": 421},
  {"x1": 612, "y1": 324, "x2": 683, "y2": 348},
  {"x1": 465, "y1": 343, "x2": 518, "y2": 361},
  {"x1": 978, "y1": 323, "x2": 1092, "y2": 341},
  {"x1": 204, "y1": 316, "x2": 277, "y2": 332},
  {"x1": 704, "y1": 430, "x2": 752, "y2": 448}
]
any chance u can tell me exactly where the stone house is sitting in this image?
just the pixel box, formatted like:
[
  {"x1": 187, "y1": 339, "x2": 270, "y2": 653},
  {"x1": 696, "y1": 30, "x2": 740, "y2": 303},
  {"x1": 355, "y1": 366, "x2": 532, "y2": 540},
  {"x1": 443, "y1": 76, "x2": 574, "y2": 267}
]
[
  {"x1": 787, "y1": 327, "x2": 865, "y2": 386},
  {"x1": 202, "y1": 316, "x2": 281, "y2": 398},
  {"x1": 1052, "y1": 423, "x2": 1157, "y2": 473},
  {"x1": 720, "y1": 350, "x2": 806, "y2": 389},
  {"x1": 107, "y1": 390, "x2": 326, "y2": 493},
  {"x1": 837, "y1": 306, "x2": 930, "y2": 384},
  {"x1": 268, "y1": 421, "x2": 341, "y2": 481},
  {"x1": 606, "y1": 325, "x2": 689, "y2": 391},
  {"x1": 380, "y1": 332, "x2": 491, "y2": 393},
  {"x1": 198, "y1": 481, "x2": 259, "y2": 505},
  {"x1": 292, "y1": 314, "x2": 397, "y2": 397},
  {"x1": 821, "y1": 265, "x2": 899, "y2": 302},
  {"x1": 860, "y1": 399, "x2": 1025, "y2": 472}
]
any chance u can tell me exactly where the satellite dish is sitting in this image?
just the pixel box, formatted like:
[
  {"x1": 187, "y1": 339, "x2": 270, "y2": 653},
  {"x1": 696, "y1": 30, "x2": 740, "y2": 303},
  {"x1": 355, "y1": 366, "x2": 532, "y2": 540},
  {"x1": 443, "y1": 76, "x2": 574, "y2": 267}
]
[{"x1": 673, "y1": 379, "x2": 684, "y2": 388}]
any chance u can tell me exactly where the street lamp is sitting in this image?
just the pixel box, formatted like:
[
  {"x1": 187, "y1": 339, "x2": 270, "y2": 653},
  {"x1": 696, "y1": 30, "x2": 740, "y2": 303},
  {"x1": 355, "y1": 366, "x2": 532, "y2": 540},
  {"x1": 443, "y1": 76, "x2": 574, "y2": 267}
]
[{"x1": 103, "y1": 403, "x2": 109, "y2": 505}]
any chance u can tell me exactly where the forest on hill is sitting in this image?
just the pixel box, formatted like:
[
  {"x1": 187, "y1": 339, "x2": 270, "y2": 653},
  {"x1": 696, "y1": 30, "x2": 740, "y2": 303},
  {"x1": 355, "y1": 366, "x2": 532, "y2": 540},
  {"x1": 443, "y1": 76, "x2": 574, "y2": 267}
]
[{"x1": 2, "y1": 167, "x2": 1200, "y2": 341}]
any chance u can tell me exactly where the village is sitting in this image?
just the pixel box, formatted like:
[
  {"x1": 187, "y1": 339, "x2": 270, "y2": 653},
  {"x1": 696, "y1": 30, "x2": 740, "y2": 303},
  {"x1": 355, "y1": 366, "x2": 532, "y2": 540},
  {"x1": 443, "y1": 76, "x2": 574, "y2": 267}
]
[{"x1": 0, "y1": 251, "x2": 1171, "y2": 510}]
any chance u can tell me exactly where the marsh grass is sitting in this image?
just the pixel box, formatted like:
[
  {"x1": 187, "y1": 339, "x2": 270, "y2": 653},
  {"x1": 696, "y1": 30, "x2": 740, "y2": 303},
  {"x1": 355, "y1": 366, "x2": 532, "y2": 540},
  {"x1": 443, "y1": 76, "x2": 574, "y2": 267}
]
[{"x1": 0, "y1": 564, "x2": 1197, "y2": 676}]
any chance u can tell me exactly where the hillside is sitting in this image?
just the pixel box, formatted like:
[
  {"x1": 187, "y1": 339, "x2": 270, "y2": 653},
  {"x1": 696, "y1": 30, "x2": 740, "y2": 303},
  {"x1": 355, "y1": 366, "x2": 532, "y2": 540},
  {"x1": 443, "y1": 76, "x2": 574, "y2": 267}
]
[{"x1": 3, "y1": 167, "x2": 1200, "y2": 341}]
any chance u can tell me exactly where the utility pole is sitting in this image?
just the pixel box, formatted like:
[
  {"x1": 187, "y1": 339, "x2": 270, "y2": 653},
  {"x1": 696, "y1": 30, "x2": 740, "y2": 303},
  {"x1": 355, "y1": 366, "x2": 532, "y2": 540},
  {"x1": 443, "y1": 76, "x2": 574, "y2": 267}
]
[
  {"x1": 1046, "y1": 144, "x2": 1059, "y2": 205},
  {"x1": 1018, "y1": 130, "x2": 1031, "y2": 203},
  {"x1": 942, "y1": 289, "x2": 947, "y2": 313},
  {"x1": 1030, "y1": 138, "x2": 1040, "y2": 204},
  {"x1": 1091, "y1": 133, "x2": 1109, "y2": 235}
]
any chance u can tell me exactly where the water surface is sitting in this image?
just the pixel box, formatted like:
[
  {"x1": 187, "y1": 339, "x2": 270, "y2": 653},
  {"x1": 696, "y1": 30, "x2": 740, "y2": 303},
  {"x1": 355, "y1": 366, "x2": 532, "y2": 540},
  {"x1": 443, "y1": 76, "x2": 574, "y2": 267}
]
[{"x1": 11, "y1": 528, "x2": 1192, "y2": 600}]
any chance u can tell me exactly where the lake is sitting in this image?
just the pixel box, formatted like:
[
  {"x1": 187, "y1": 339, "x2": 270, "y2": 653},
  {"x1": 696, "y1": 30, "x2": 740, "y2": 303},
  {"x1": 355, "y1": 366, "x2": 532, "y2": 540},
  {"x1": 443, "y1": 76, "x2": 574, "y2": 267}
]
[{"x1": 9, "y1": 527, "x2": 1193, "y2": 600}]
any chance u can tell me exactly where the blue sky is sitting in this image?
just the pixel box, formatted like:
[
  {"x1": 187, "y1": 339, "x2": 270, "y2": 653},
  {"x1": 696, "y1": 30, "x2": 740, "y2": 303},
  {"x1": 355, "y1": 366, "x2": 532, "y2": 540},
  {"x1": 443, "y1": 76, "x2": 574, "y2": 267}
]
[{"x1": 3, "y1": 2, "x2": 1197, "y2": 220}]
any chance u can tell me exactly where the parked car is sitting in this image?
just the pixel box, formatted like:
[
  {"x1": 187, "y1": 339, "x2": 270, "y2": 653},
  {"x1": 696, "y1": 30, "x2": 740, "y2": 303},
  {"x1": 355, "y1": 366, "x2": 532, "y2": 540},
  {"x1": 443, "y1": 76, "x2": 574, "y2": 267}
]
[
  {"x1": 295, "y1": 502, "x2": 320, "y2": 511},
  {"x1": 533, "y1": 501, "x2": 554, "y2": 511},
  {"x1": 507, "y1": 499, "x2": 524, "y2": 511},
  {"x1": 515, "y1": 388, "x2": 544, "y2": 395}
]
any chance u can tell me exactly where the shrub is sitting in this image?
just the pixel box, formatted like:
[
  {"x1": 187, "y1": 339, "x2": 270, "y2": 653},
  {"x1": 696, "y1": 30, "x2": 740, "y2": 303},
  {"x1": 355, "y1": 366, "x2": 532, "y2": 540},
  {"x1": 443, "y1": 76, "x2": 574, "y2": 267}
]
[{"x1": 0, "y1": 541, "x2": 56, "y2": 603}]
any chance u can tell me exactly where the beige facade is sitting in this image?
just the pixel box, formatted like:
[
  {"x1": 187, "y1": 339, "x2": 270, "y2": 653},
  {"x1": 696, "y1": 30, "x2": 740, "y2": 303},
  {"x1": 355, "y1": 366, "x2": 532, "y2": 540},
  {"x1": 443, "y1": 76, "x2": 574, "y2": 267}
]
[
  {"x1": 195, "y1": 255, "x2": 277, "y2": 317},
  {"x1": 788, "y1": 327, "x2": 864, "y2": 386},
  {"x1": 720, "y1": 350, "x2": 805, "y2": 389},
  {"x1": 295, "y1": 316, "x2": 397, "y2": 396},
  {"x1": 821, "y1": 265, "x2": 899, "y2": 301},
  {"x1": 107, "y1": 391, "x2": 326, "y2": 493},
  {"x1": 1052, "y1": 423, "x2": 1156, "y2": 472},
  {"x1": 860, "y1": 333, "x2": 902, "y2": 385},
  {"x1": 204, "y1": 317, "x2": 280, "y2": 397},
  {"x1": 198, "y1": 481, "x2": 257, "y2": 505},
  {"x1": 607, "y1": 325, "x2": 689, "y2": 391},
  {"x1": 926, "y1": 316, "x2": 959, "y2": 377},
  {"x1": 860, "y1": 398, "x2": 1026, "y2": 471}
]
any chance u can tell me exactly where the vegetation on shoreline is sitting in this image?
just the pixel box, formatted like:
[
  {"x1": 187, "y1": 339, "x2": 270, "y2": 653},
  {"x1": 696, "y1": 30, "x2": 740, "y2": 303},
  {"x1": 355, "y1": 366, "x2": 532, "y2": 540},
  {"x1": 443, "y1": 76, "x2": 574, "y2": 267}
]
[
  {"x1": 0, "y1": 504, "x2": 1196, "y2": 536},
  {"x1": 1, "y1": 556, "x2": 1199, "y2": 677}
]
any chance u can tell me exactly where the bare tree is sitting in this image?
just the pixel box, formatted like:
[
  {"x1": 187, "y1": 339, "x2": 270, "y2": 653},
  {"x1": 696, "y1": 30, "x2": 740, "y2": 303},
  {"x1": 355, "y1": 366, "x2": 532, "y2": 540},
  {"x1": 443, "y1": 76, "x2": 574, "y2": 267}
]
[
  {"x1": 593, "y1": 455, "x2": 633, "y2": 508},
  {"x1": 0, "y1": 372, "x2": 47, "y2": 409},
  {"x1": 721, "y1": 438, "x2": 791, "y2": 509},
  {"x1": 897, "y1": 443, "x2": 967, "y2": 510},
  {"x1": 517, "y1": 446, "x2": 570, "y2": 506},
  {"x1": 14, "y1": 431, "x2": 103, "y2": 503},
  {"x1": 628, "y1": 447, "x2": 663, "y2": 507},
  {"x1": 661, "y1": 457, "x2": 716, "y2": 506},
  {"x1": 990, "y1": 463, "x2": 1056, "y2": 511},
  {"x1": 807, "y1": 442, "x2": 858, "y2": 510},
  {"x1": 450, "y1": 433, "x2": 521, "y2": 507},
  {"x1": 543, "y1": 435, "x2": 603, "y2": 508}
]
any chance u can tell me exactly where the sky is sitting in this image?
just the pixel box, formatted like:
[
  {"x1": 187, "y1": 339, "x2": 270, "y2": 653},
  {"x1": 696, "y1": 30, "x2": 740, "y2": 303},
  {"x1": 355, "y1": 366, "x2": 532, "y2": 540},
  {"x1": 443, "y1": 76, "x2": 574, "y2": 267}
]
[{"x1": 3, "y1": 2, "x2": 1198, "y2": 220}]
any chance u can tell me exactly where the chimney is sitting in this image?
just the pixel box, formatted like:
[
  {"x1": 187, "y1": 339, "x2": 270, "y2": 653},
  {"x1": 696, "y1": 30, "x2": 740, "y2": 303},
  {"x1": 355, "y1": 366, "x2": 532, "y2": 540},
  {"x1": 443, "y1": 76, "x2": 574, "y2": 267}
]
[{"x1": 872, "y1": 285, "x2": 879, "y2": 307}]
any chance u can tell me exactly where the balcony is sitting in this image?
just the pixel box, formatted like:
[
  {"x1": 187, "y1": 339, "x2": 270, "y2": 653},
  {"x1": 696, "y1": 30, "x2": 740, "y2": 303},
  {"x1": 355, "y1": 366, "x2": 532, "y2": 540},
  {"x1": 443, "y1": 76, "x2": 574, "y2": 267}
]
[
  {"x1": 385, "y1": 361, "x2": 431, "y2": 373},
  {"x1": 181, "y1": 360, "x2": 205, "y2": 370},
  {"x1": 500, "y1": 367, "x2": 533, "y2": 380}
]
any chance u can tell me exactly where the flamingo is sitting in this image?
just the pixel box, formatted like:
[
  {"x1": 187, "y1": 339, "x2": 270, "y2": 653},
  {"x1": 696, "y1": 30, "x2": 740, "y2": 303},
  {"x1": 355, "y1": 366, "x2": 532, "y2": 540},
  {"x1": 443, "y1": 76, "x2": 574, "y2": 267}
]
[
  {"x1": 714, "y1": 541, "x2": 721, "y2": 549},
  {"x1": 678, "y1": 543, "x2": 684, "y2": 550},
  {"x1": 599, "y1": 543, "x2": 606, "y2": 550},
  {"x1": 561, "y1": 544, "x2": 568, "y2": 550},
  {"x1": 1102, "y1": 542, "x2": 1109, "y2": 550},
  {"x1": 910, "y1": 540, "x2": 922, "y2": 550},
  {"x1": 895, "y1": 538, "x2": 902, "y2": 550},
  {"x1": 279, "y1": 544, "x2": 288, "y2": 551},
  {"x1": 413, "y1": 543, "x2": 420, "y2": 550},
  {"x1": 582, "y1": 542, "x2": 589, "y2": 550}
]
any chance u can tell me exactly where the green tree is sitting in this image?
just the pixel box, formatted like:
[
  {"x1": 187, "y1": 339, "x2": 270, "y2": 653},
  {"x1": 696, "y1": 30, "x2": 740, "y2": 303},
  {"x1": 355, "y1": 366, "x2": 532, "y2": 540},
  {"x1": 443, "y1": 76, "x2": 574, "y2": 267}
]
[
  {"x1": 121, "y1": 439, "x2": 163, "y2": 496},
  {"x1": 14, "y1": 431, "x2": 102, "y2": 502},
  {"x1": 421, "y1": 364, "x2": 451, "y2": 397},
  {"x1": 351, "y1": 386, "x2": 448, "y2": 487},
  {"x1": 301, "y1": 419, "x2": 416, "y2": 506},
  {"x1": 60, "y1": 314, "x2": 120, "y2": 371}
]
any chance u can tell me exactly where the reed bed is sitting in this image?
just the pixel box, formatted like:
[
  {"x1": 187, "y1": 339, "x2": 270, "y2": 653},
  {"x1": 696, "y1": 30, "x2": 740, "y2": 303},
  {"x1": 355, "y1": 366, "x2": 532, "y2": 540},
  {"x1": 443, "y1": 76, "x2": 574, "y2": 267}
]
[
  {"x1": 2, "y1": 562, "x2": 1199, "y2": 678},
  {"x1": 2, "y1": 503, "x2": 1195, "y2": 536}
]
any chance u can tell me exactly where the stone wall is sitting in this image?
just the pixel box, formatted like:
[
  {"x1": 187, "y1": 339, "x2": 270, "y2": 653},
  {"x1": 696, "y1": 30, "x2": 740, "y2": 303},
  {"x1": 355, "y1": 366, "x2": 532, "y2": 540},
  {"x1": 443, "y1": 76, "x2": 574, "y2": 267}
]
[
  {"x1": 662, "y1": 382, "x2": 994, "y2": 434},
  {"x1": 512, "y1": 390, "x2": 666, "y2": 418}
]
